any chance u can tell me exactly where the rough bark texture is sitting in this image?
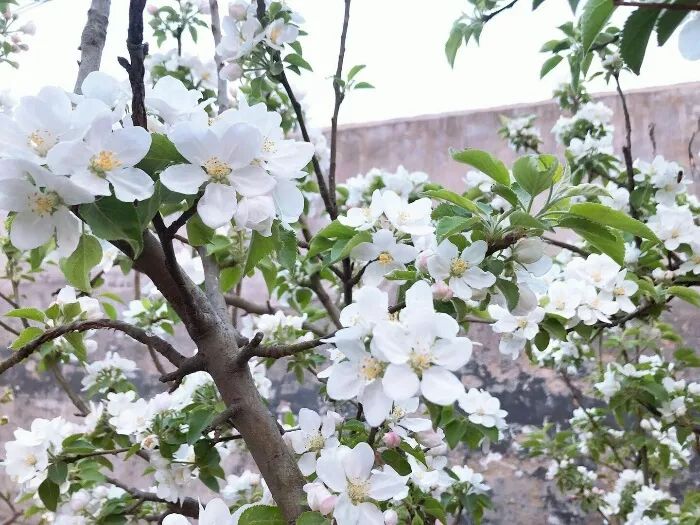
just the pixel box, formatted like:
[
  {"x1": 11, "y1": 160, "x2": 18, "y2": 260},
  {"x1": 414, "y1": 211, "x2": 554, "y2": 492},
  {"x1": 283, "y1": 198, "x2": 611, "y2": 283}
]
[
  {"x1": 132, "y1": 232, "x2": 306, "y2": 521},
  {"x1": 208, "y1": 0, "x2": 229, "y2": 113},
  {"x1": 74, "y1": 0, "x2": 112, "y2": 93}
]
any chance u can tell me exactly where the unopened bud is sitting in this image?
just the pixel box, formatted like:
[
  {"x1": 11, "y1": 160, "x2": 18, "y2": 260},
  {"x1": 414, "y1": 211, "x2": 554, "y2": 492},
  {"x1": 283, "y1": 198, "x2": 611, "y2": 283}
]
[
  {"x1": 513, "y1": 237, "x2": 544, "y2": 264},
  {"x1": 416, "y1": 249, "x2": 433, "y2": 272},
  {"x1": 3, "y1": 7, "x2": 12, "y2": 20},
  {"x1": 19, "y1": 21, "x2": 36, "y2": 35},
  {"x1": 431, "y1": 281, "x2": 453, "y2": 301},
  {"x1": 384, "y1": 509, "x2": 399, "y2": 525},
  {"x1": 146, "y1": 4, "x2": 158, "y2": 15},
  {"x1": 228, "y1": 1, "x2": 247, "y2": 20},
  {"x1": 383, "y1": 431, "x2": 401, "y2": 448},
  {"x1": 220, "y1": 61, "x2": 243, "y2": 81}
]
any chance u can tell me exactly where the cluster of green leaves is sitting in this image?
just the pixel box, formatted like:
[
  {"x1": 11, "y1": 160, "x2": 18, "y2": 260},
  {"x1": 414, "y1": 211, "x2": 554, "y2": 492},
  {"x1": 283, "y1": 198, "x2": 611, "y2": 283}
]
[{"x1": 148, "y1": 0, "x2": 208, "y2": 48}]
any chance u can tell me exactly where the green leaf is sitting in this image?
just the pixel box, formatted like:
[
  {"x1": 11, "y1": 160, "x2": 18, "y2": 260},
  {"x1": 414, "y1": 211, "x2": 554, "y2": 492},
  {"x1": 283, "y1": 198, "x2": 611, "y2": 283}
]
[
  {"x1": 38, "y1": 479, "x2": 60, "y2": 511},
  {"x1": 512, "y1": 155, "x2": 559, "y2": 197},
  {"x1": 80, "y1": 198, "x2": 144, "y2": 256},
  {"x1": 347, "y1": 64, "x2": 366, "y2": 80},
  {"x1": 10, "y1": 327, "x2": 44, "y2": 349},
  {"x1": 47, "y1": 462, "x2": 68, "y2": 484},
  {"x1": 239, "y1": 505, "x2": 285, "y2": 525},
  {"x1": 450, "y1": 148, "x2": 510, "y2": 186},
  {"x1": 674, "y1": 347, "x2": 700, "y2": 367},
  {"x1": 274, "y1": 223, "x2": 297, "y2": 270},
  {"x1": 187, "y1": 409, "x2": 213, "y2": 444},
  {"x1": 667, "y1": 286, "x2": 700, "y2": 308},
  {"x1": 244, "y1": 231, "x2": 275, "y2": 275},
  {"x1": 508, "y1": 211, "x2": 549, "y2": 231},
  {"x1": 496, "y1": 279, "x2": 520, "y2": 311},
  {"x1": 436, "y1": 216, "x2": 477, "y2": 241},
  {"x1": 219, "y1": 266, "x2": 243, "y2": 292},
  {"x1": 581, "y1": 0, "x2": 616, "y2": 53},
  {"x1": 422, "y1": 189, "x2": 481, "y2": 214},
  {"x1": 6, "y1": 308, "x2": 45, "y2": 323},
  {"x1": 59, "y1": 235, "x2": 103, "y2": 293},
  {"x1": 558, "y1": 216, "x2": 625, "y2": 264},
  {"x1": 136, "y1": 133, "x2": 187, "y2": 176},
  {"x1": 444, "y1": 419, "x2": 467, "y2": 448},
  {"x1": 446, "y1": 23, "x2": 466, "y2": 67},
  {"x1": 492, "y1": 184, "x2": 520, "y2": 208},
  {"x1": 568, "y1": 202, "x2": 659, "y2": 242},
  {"x1": 620, "y1": 8, "x2": 660, "y2": 75},
  {"x1": 284, "y1": 53, "x2": 313, "y2": 71},
  {"x1": 297, "y1": 511, "x2": 330, "y2": 525},
  {"x1": 135, "y1": 182, "x2": 164, "y2": 228},
  {"x1": 381, "y1": 449, "x2": 412, "y2": 475},
  {"x1": 353, "y1": 81, "x2": 374, "y2": 89},
  {"x1": 186, "y1": 214, "x2": 215, "y2": 246},
  {"x1": 423, "y1": 496, "x2": 448, "y2": 524},
  {"x1": 656, "y1": 1, "x2": 690, "y2": 45},
  {"x1": 331, "y1": 231, "x2": 371, "y2": 263},
  {"x1": 541, "y1": 316, "x2": 567, "y2": 340},
  {"x1": 540, "y1": 55, "x2": 563, "y2": 78}
]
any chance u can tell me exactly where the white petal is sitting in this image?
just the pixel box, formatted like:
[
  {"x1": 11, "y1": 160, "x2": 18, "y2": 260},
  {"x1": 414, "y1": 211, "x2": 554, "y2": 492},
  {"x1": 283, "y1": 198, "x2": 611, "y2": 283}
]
[
  {"x1": 368, "y1": 468, "x2": 408, "y2": 501},
  {"x1": 298, "y1": 451, "x2": 318, "y2": 476},
  {"x1": 53, "y1": 208, "x2": 82, "y2": 257},
  {"x1": 327, "y1": 361, "x2": 361, "y2": 400},
  {"x1": 70, "y1": 170, "x2": 111, "y2": 197},
  {"x1": 197, "y1": 183, "x2": 238, "y2": 228},
  {"x1": 432, "y1": 337, "x2": 472, "y2": 371},
  {"x1": 272, "y1": 178, "x2": 303, "y2": 223},
  {"x1": 159, "y1": 164, "x2": 207, "y2": 195},
  {"x1": 108, "y1": 167, "x2": 154, "y2": 202},
  {"x1": 343, "y1": 442, "x2": 374, "y2": 482},
  {"x1": 10, "y1": 211, "x2": 52, "y2": 250},
  {"x1": 461, "y1": 239, "x2": 487, "y2": 264},
  {"x1": 359, "y1": 380, "x2": 393, "y2": 427},
  {"x1": 316, "y1": 447, "x2": 349, "y2": 493},
  {"x1": 46, "y1": 140, "x2": 92, "y2": 175},
  {"x1": 420, "y1": 366, "x2": 464, "y2": 405},
  {"x1": 229, "y1": 165, "x2": 275, "y2": 196},
  {"x1": 298, "y1": 408, "x2": 321, "y2": 433},
  {"x1": 371, "y1": 323, "x2": 410, "y2": 364},
  {"x1": 106, "y1": 126, "x2": 152, "y2": 166},
  {"x1": 356, "y1": 502, "x2": 385, "y2": 525},
  {"x1": 382, "y1": 363, "x2": 419, "y2": 401}
]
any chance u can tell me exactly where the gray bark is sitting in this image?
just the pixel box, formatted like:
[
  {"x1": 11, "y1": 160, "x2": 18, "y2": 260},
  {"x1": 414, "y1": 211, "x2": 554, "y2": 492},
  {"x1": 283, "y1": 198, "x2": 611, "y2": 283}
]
[{"x1": 74, "y1": 0, "x2": 112, "y2": 93}]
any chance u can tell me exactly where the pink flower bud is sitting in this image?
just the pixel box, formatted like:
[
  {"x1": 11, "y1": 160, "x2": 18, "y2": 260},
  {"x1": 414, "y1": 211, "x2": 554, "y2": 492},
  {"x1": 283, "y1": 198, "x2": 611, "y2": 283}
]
[
  {"x1": 431, "y1": 281, "x2": 453, "y2": 301},
  {"x1": 146, "y1": 4, "x2": 158, "y2": 15},
  {"x1": 416, "y1": 249, "x2": 433, "y2": 272},
  {"x1": 19, "y1": 21, "x2": 36, "y2": 35},
  {"x1": 10, "y1": 34, "x2": 21, "y2": 44},
  {"x1": 383, "y1": 431, "x2": 401, "y2": 448},
  {"x1": 229, "y1": 2, "x2": 248, "y2": 20},
  {"x1": 319, "y1": 495, "x2": 337, "y2": 515},
  {"x1": 3, "y1": 7, "x2": 12, "y2": 20},
  {"x1": 219, "y1": 61, "x2": 243, "y2": 81},
  {"x1": 384, "y1": 509, "x2": 399, "y2": 525}
]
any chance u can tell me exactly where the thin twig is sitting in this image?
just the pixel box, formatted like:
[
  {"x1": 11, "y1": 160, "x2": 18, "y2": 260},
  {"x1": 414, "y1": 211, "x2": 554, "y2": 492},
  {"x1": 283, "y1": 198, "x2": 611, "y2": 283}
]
[
  {"x1": 328, "y1": 0, "x2": 351, "y2": 216},
  {"x1": 49, "y1": 362, "x2": 89, "y2": 416},
  {"x1": 542, "y1": 236, "x2": 589, "y2": 256},
  {"x1": 0, "y1": 319, "x2": 186, "y2": 376}
]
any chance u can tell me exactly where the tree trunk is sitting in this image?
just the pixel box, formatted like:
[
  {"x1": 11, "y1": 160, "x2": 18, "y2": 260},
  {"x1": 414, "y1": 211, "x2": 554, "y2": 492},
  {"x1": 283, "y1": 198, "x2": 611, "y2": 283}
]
[{"x1": 74, "y1": 0, "x2": 112, "y2": 93}]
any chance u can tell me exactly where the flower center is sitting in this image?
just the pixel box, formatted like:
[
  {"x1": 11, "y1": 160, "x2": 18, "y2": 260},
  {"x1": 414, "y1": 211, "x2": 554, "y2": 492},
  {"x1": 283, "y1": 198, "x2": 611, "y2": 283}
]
[
  {"x1": 24, "y1": 454, "x2": 37, "y2": 466},
  {"x1": 30, "y1": 191, "x2": 60, "y2": 216},
  {"x1": 306, "y1": 432, "x2": 325, "y2": 452},
  {"x1": 203, "y1": 156, "x2": 232, "y2": 182},
  {"x1": 359, "y1": 356, "x2": 384, "y2": 381},
  {"x1": 409, "y1": 350, "x2": 432, "y2": 374},
  {"x1": 613, "y1": 286, "x2": 625, "y2": 297},
  {"x1": 89, "y1": 150, "x2": 121, "y2": 175},
  {"x1": 450, "y1": 258, "x2": 469, "y2": 277},
  {"x1": 517, "y1": 318, "x2": 528, "y2": 329},
  {"x1": 397, "y1": 211, "x2": 410, "y2": 224},
  {"x1": 378, "y1": 252, "x2": 393, "y2": 265},
  {"x1": 27, "y1": 130, "x2": 56, "y2": 157},
  {"x1": 346, "y1": 480, "x2": 370, "y2": 505},
  {"x1": 390, "y1": 406, "x2": 406, "y2": 421},
  {"x1": 262, "y1": 138, "x2": 277, "y2": 153}
]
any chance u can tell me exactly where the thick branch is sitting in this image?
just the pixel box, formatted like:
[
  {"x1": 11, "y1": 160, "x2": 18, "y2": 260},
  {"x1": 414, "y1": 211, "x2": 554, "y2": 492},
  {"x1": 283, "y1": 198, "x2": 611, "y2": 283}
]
[
  {"x1": 306, "y1": 274, "x2": 342, "y2": 328},
  {"x1": 224, "y1": 294, "x2": 274, "y2": 315},
  {"x1": 237, "y1": 332, "x2": 333, "y2": 362},
  {"x1": 0, "y1": 319, "x2": 186, "y2": 376},
  {"x1": 197, "y1": 246, "x2": 229, "y2": 323},
  {"x1": 106, "y1": 477, "x2": 198, "y2": 518},
  {"x1": 74, "y1": 0, "x2": 112, "y2": 93},
  {"x1": 119, "y1": 0, "x2": 148, "y2": 128}
]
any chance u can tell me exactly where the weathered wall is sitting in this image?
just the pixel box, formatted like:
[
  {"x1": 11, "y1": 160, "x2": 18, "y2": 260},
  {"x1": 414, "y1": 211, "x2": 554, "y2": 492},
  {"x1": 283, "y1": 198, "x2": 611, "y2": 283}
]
[
  {"x1": 335, "y1": 81, "x2": 700, "y2": 188},
  {"x1": 2, "y1": 82, "x2": 700, "y2": 523}
]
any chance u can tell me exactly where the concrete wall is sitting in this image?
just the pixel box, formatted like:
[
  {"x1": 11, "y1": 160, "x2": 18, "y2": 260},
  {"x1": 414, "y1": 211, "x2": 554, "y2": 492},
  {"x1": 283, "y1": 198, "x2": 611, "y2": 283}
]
[{"x1": 335, "y1": 81, "x2": 700, "y2": 188}]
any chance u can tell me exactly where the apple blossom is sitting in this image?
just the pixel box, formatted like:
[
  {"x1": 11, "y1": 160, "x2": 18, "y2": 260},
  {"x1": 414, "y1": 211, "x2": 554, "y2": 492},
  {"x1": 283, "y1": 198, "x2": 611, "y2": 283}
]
[{"x1": 427, "y1": 239, "x2": 496, "y2": 300}]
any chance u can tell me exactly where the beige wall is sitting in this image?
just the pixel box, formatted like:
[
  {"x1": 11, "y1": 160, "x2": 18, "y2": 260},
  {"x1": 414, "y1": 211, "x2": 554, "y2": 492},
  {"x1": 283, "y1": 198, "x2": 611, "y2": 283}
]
[{"x1": 335, "y1": 81, "x2": 700, "y2": 188}]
